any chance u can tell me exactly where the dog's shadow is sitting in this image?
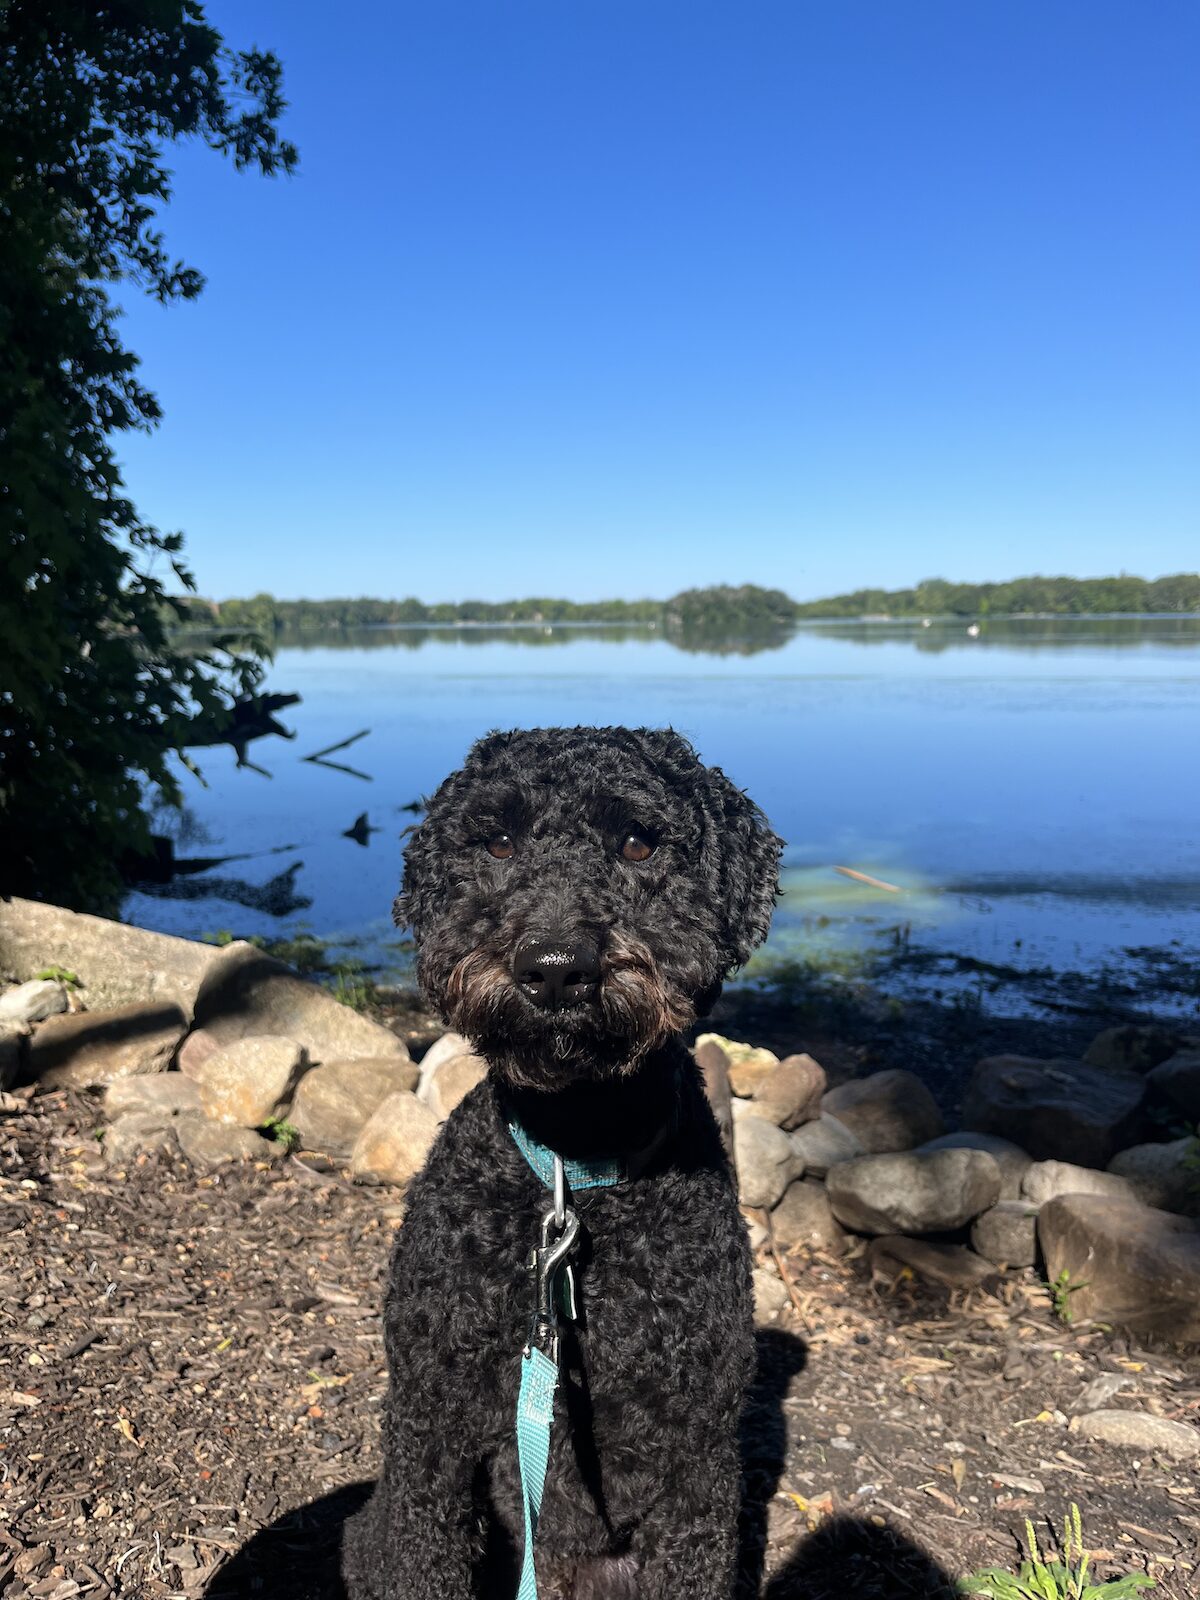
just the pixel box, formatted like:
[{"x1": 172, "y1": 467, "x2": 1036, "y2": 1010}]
[{"x1": 204, "y1": 1330, "x2": 953, "y2": 1598}]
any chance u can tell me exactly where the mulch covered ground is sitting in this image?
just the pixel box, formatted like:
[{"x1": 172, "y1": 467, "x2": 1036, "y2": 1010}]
[{"x1": 2, "y1": 1087, "x2": 1197, "y2": 1600}]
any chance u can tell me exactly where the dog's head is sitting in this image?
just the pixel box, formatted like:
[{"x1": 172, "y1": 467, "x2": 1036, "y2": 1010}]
[{"x1": 398, "y1": 726, "x2": 782, "y2": 1089}]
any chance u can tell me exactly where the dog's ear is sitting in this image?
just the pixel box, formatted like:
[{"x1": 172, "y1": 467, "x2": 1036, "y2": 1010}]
[{"x1": 698, "y1": 763, "x2": 783, "y2": 972}]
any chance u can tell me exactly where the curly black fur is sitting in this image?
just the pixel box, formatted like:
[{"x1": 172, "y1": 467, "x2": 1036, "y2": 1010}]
[{"x1": 342, "y1": 726, "x2": 782, "y2": 1599}]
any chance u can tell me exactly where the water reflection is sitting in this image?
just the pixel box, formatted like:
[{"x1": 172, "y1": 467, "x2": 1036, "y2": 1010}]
[{"x1": 259, "y1": 615, "x2": 1200, "y2": 657}]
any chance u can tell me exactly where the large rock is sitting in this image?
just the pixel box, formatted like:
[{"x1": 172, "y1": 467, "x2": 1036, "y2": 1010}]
[
  {"x1": 0, "y1": 979, "x2": 68, "y2": 1025},
  {"x1": 752, "y1": 1267, "x2": 790, "y2": 1325},
  {"x1": 1084, "y1": 1025, "x2": 1196, "y2": 1076},
  {"x1": 290, "y1": 1057, "x2": 419, "y2": 1156},
  {"x1": 105, "y1": 1073, "x2": 203, "y2": 1119},
  {"x1": 1108, "y1": 1139, "x2": 1200, "y2": 1216},
  {"x1": 821, "y1": 1069, "x2": 945, "y2": 1152},
  {"x1": 196, "y1": 1035, "x2": 307, "y2": 1127},
  {"x1": 772, "y1": 1179, "x2": 846, "y2": 1255},
  {"x1": 190, "y1": 942, "x2": 410, "y2": 1068},
  {"x1": 918, "y1": 1131, "x2": 1032, "y2": 1200},
  {"x1": 26, "y1": 1002, "x2": 188, "y2": 1088},
  {"x1": 733, "y1": 1116, "x2": 798, "y2": 1210},
  {"x1": 0, "y1": 898, "x2": 220, "y2": 1014},
  {"x1": 826, "y1": 1147, "x2": 1001, "y2": 1236},
  {"x1": 416, "y1": 1032, "x2": 473, "y2": 1090},
  {"x1": 789, "y1": 1113, "x2": 864, "y2": 1177},
  {"x1": 1021, "y1": 1160, "x2": 1136, "y2": 1207},
  {"x1": 970, "y1": 1200, "x2": 1039, "y2": 1267},
  {"x1": 696, "y1": 1035, "x2": 779, "y2": 1097},
  {"x1": 748, "y1": 1054, "x2": 827, "y2": 1130},
  {"x1": 103, "y1": 1111, "x2": 179, "y2": 1165},
  {"x1": 0, "y1": 1022, "x2": 25, "y2": 1091},
  {"x1": 418, "y1": 1051, "x2": 488, "y2": 1121},
  {"x1": 1038, "y1": 1192, "x2": 1200, "y2": 1342},
  {"x1": 963, "y1": 1055, "x2": 1146, "y2": 1168},
  {"x1": 694, "y1": 1036, "x2": 734, "y2": 1155},
  {"x1": 175, "y1": 1117, "x2": 278, "y2": 1171},
  {"x1": 866, "y1": 1236, "x2": 995, "y2": 1290},
  {"x1": 1069, "y1": 1409, "x2": 1200, "y2": 1461},
  {"x1": 350, "y1": 1091, "x2": 440, "y2": 1185},
  {"x1": 1148, "y1": 1052, "x2": 1200, "y2": 1123}
]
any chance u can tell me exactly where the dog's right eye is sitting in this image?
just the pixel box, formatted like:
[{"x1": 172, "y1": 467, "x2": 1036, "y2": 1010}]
[{"x1": 486, "y1": 833, "x2": 515, "y2": 860}]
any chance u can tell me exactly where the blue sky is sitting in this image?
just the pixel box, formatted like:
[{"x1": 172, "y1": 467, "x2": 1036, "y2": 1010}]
[{"x1": 116, "y1": 1, "x2": 1199, "y2": 603}]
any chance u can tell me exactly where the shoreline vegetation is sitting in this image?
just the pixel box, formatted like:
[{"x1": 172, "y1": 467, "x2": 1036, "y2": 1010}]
[{"x1": 178, "y1": 573, "x2": 1200, "y2": 641}]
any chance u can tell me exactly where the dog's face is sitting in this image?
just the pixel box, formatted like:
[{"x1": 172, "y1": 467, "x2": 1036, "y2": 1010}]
[{"x1": 398, "y1": 726, "x2": 782, "y2": 1089}]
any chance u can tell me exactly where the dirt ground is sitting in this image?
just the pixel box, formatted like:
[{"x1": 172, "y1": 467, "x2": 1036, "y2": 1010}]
[{"x1": 2, "y1": 1086, "x2": 1197, "y2": 1600}]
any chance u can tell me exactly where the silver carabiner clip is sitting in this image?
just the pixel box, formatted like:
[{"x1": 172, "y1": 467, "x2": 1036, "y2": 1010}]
[{"x1": 527, "y1": 1198, "x2": 580, "y2": 1360}]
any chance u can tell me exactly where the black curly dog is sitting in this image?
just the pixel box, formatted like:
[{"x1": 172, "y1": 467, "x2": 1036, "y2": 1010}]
[{"x1": 342, "y1": 726, "x2": 782, "y2": 1600}]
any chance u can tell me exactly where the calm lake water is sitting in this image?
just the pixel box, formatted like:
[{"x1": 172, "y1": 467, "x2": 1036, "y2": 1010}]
[{"x1": 125, "y1": 618, "x2": 1200, "y2": 1019}]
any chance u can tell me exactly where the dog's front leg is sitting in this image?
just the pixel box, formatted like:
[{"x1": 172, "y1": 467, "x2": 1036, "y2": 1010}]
[
  {"x1": 632, "y1": 1436, "x2": 741, "y2": 1600},
  {"x1": 342, "y1": 1405, "x2": 482, "y2": 1600}
]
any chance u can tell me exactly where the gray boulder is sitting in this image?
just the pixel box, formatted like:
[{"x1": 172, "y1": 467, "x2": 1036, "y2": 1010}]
[
  {"x1": 0, "y1": 897, "x2": 221, "y2": 1014},
  {"x1": 789, "y1": 1113, "x2": 864, "y2": 1178},
  {"x1": 1021, "y1": 1160, "x2": 1136, "y2": 1207},
  {"x1": 290, "y1": 1057, "x2": 420, "y2": 1157},
  {"x1": 826, "y1": 1147, "x2": 1002, "y2": 1235},
  {"x1": 748, "y1": 1054, "x2": 827, "y2": 1130},
  {"x1": 772, "y1": 1179, "x2": 846, "y2": 1255},
  {"x1": 733, "y1": 1116, "x2": 799, "y2": 1210},
  {"x1": 752, "y1": 1267, "x2": 790, "y2": 1325},
  {"x1": 821, "y1": 1069, "x2": 945, "y2": 1152},
  {"x1": 0, "y1": 1022, "x2": 25, "y2": 1091},
  {"x1": 1084, "y1": 1025, "x2": 1196, "y2": 1076},
  {"x1": 196, "y1": 1035, "x2": 307, "y2": 1127},
  {"x1": 918, "y1": 1131, "x2": 1032, "y2": 1200},
  {"x1": 1108, "y1": 1138, "x2": 1200, "y2": 1216},
  {"x1": 190, "y1": 941, "x2": 410, "y2": 1068},
  {"x1": 0, "y1": 979, "x2": 68, "y2": 1025},
  {"x1": 418, "y1": 1051, "x2": 489, "y2": 1121},
  {"x1": 866, "y1": 1236, "x2": 995, "y2": 1290},
  {"x1": 970, "y1": 1200, "x2": 1039, "y2": 1267},
  {"x1": 1148, "y1": 1051, "x2": 1200, "y2": 1124},
  {"x1": 1038, "y1": 1192, "x2": 1200, "y2": 1343},
  {"x1": 1070, "y1": 1409, "x2": 1200, "y2": 1461},
  {"x1": 103, "y1": 1111, "x2": 179, "y2": 1165},
  {"x1": 26, "y1": 1001, "x2": 188, "y2": 1088},
  {"x1": 105, "y1": 1073, "x2": 203, "y2": 1119},
  {"x1": 350, "y1": 1091, "x2": 440, "y2": 1185},
  {"x1": 175, "y1": 1117, "x2": 278, "y2": 1171},
  {"x1": 963, "y1": 1054, "x2": 1145, "y2": 1167},
  {"x1": 694, "y1": 1036, "x2": 734, "y2": 1155}
]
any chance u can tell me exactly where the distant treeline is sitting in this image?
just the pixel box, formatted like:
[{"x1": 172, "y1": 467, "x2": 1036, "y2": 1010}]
[
  {"x1": 183, "y1": 574, "x2": 1200, "y2": 637},
  {"x1": 792, "y1": 573, "x2": 1200, "y2": 618},
  {"x1": 184, "y1": 584, "x2": 798, "y2": 638}
]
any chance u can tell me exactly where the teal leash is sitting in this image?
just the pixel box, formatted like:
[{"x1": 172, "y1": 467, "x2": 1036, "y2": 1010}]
[
  {"x1": 507, "y1": 1088, "x2": 678, "y2": 1600},
  {"x1": 514, "y1": 1149, "x2": 580, "y2": 1600}
]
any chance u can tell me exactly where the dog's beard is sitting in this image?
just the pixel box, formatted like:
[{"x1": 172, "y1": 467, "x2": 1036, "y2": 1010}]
[{"x1": 432, "y1": 928, "x2": 693, "y2": 1089}]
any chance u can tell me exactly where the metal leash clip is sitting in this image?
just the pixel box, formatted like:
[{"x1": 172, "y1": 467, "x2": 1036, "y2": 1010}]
[{"x1": 526, "y1": 1154, "x2": 580, "y2": 1363}]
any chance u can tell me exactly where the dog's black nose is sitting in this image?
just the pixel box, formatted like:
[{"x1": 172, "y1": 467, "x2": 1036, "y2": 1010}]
[{"x1": 512, "y1": 938, "x2": 601, "y2": 1010}]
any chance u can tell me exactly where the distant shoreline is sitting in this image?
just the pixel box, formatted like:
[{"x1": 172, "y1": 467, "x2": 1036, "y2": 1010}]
[{"x1": 169, "y1": 576, "x2": 1200, "y2": 638}]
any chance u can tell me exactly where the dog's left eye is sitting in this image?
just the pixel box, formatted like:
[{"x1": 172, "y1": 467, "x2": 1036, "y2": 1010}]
[
  {"x1": 486, "y1": 833, "x2": 515, "y2": 859},
  {"x1": 620, "y1": 832, "x2": 654, "y2": 863}
]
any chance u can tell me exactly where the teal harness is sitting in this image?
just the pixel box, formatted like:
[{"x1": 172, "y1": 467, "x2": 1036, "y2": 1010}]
[{"x1": 508, "y1": 1120, "x2": 622, "y2": 1600}]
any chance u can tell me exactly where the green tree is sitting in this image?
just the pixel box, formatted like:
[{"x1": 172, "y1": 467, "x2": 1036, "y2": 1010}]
[{"x1": 0, "y1": 1, "x2": 297, "y2": 912}]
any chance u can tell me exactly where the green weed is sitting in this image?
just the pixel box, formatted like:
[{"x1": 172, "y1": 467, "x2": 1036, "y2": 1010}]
[
  {"x1": 261, "y1": 1116, "x2": 301, "y2": 1152},
  {"x1": 959, "y1": 1503, "x2": 1153, "y2": 1598},
  {"x1": 1048, "y1": 1269, "x2": 1088, "y2": 1325},
  {"x1": 34, "y1": 965, "x2": 81, "y2": 988}
]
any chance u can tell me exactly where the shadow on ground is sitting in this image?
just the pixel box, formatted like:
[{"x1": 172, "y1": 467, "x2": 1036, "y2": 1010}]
[{"x1": 206, "y1": 1330, "x2": 954, "y2": 1599}]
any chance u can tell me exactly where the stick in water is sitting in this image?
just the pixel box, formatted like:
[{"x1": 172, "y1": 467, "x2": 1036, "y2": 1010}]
[{"x1": 834, "y1": 866, "x2": 902, "y2": 893}]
